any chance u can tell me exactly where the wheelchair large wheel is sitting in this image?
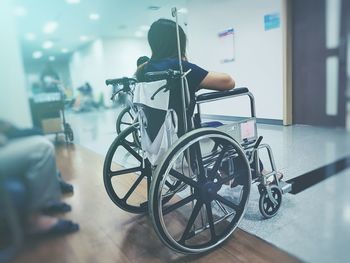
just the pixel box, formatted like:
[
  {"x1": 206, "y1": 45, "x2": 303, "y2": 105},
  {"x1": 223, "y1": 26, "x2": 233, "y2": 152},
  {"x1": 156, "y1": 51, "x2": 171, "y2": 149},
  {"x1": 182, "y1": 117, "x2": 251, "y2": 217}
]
[
  {"x1": 104, "y1": 124, "x2": 150, "y2": 213},
  {"x1": 149, "y1": 128, "x2": 251, "y2": 254}
]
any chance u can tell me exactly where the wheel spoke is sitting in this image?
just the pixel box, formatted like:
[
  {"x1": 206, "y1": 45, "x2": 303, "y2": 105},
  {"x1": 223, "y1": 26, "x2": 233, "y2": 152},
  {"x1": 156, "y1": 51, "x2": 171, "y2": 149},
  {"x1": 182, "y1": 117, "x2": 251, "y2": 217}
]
[
  {"x1": 162, "y1": 194, "x2": 196, "y2": 215},
  {"x1": 165, "y1": 180, "x2": 174, "y2": 189},
  {"x1": 122, "y1": 142, "x2": 142, "y2": 162},
  {"x1": 179, "y1": 200, "x2": 203, "y2": 243},
  {"x1": 193, "y1": 142, "x2": 206, "y2": 183},
  {"x1": 163, "y1": 181, "x2": 182, "y2": 197},
  {"x1": 123, "y1": 174, "x2": 145, "y2": 201},
  {"x1": 169, "y1": 169, "x2": 199, "y2": 188},
  {"x1": 147, "y1": 172, "x2": 152, "y2": 196},
  {"x1": 140, "y1": 201, "x2": 148, "y2": 208},
  {"x1": 121, "y1": 122, "x2": 132, "y2": 125},
  {"x1": 127, "y1": 111, "x2": 134, "y2": 119},
  {"x1": 109, "y1": 166, "x2": 142, "y2": 177},
  {"x1": 205, "y1": 201, "x2": 216, "y2": 241},
  {"x1": 214, "y1": 194, "x2": 240, "y2": 211}
]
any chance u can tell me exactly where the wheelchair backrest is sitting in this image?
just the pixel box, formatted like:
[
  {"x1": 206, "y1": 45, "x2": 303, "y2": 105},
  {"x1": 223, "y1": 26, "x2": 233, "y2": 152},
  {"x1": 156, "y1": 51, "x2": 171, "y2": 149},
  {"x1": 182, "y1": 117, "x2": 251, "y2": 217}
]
[{"x1": 133, "y1": 80, "x2": 179, "y2": 166}]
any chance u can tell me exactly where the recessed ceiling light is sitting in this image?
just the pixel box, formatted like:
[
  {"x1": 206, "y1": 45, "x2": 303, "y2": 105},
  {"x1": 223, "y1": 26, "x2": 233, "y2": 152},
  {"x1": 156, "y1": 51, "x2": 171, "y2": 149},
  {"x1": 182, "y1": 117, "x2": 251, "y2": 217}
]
[
  {"x1": 61, "y1": 48, "x2": 69, "y2": 53},
  {"x1": 42, "y1": 41, "x2": 54, "y2": 49},
  {"x1": 140, "y1": 25, "x2": 150, "y2": 31},
  {"x1": 49, "y1": 56, "x2": 56, "y2": 61},
  {"x1": 32, "y1": 51, "x2": 43, "y2": 59},
  {"x1": 80, "y1": 35, "x2": 89, "y2": 42},
  {"x1": 13, "y1": 6, "x2": 27, "y2": 17},
  {"x1": 134, "y1": 31, "x2": 144, "y2": 38},
  {"x1": 65, "y1": 0, "x2": 80, "y2": 4},
  {"x1": 89, "y1": 13, "x2": 100, "y2": 20},
  {"x1": 148, "y1": 6, "x2": 160, "y2": 11},
  {"x1": 43, "y1": 21, "x2": 58, "y2": 34},
  {"x1": 25, "y1": 33, "x2": 36, "y2": 41}
]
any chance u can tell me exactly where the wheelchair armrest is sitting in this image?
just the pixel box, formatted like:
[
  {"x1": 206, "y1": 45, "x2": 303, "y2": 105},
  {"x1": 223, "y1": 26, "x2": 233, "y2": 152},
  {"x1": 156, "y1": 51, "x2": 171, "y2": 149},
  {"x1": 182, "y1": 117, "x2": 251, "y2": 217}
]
[{"x1": 196, "y1": 87, "x2": 249, "y2": 103}]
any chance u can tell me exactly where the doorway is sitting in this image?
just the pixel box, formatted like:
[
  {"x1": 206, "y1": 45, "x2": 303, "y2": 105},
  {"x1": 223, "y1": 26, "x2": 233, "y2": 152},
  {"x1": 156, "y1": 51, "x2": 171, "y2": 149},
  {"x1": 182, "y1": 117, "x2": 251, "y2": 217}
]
[{"x1": 292, "y1": 0, "x2": 350, "y2": 127}]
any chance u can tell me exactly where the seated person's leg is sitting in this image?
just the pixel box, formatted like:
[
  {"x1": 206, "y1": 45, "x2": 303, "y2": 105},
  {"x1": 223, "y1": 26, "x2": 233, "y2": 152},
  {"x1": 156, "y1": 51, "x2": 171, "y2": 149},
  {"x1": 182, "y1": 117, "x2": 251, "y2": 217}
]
[{"x1": 0, "y1": 136, "x2": 78, "y2": 236}]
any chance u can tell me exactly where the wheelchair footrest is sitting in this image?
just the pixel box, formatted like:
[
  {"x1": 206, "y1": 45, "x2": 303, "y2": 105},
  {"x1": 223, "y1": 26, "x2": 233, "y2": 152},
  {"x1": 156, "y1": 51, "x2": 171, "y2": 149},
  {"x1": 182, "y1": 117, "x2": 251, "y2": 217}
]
[{"x1": 279, "y1": 180, "x2": 292, "y2": 194}]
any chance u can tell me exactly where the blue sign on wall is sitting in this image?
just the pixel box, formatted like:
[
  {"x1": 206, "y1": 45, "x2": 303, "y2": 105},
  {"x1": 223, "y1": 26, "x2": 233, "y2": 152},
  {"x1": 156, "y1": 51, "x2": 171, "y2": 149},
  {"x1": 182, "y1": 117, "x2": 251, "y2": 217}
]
[{"x1": 264, "y1": 13, "x2": 280, "y2": 31}]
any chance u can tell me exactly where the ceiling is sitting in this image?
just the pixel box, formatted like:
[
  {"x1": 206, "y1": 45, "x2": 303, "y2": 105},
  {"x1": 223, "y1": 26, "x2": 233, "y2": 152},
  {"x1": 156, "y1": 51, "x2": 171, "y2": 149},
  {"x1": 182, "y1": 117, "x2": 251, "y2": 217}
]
[{"x1": 12, "y1": 0, "x2": 188, "y2": 63}]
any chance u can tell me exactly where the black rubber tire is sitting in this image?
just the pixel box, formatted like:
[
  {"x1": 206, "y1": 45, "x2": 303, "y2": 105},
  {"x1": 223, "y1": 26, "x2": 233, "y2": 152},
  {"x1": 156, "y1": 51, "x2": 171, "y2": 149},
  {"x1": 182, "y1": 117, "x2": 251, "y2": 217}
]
[
  {"x1": 64, "y1": 123, "x2": 74, "y2": 142},
  {"x1": 149, "y1": 128, "x2": 251, "y2": 254},
  {"x1": 258, "y1": 185, "x2": 282, "y2": 219}
]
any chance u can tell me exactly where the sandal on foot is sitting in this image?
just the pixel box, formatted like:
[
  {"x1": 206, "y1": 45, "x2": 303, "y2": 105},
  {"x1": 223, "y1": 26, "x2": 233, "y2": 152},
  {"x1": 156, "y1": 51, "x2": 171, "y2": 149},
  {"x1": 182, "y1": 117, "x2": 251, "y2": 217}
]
[
  {"x1": 32, "y1": 219, "x2": 79, "y2": 237},
  {"x1": 59, "y1": 180, "x2": 74, "y2": 194},
  {"x1": 42, "y1": 202, "x2": 72, "y2": 215}
]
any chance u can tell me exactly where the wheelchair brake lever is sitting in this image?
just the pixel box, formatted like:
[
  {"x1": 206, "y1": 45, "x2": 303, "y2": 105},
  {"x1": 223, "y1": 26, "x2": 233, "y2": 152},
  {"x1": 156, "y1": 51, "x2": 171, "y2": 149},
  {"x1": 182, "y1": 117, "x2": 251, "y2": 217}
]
[
  {"x1": 151, "y1": 85, "x2": 168, "y2": 100},
  {"x1": 247, "y1": 136, "x2": 263, "y2": 163},
  {"x1": 253, "y1": 136, "x2": 263, "y2": 149},
  {"x1": 110, "y1": 88, "x2": 122, "y2": 101}
]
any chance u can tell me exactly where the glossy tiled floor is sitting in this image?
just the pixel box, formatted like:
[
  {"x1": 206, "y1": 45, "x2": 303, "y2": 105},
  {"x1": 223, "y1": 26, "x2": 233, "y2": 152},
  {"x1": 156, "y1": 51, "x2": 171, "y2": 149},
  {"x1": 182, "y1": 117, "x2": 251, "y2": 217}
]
[{"x1": 63, "y1": 107, "x2": 350, "y2": 263}]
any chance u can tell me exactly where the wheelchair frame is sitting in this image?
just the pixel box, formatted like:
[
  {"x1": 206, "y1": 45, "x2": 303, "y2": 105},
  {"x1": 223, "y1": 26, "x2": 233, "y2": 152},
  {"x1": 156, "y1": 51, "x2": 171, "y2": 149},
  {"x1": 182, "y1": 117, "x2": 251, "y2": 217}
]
[{"x1": 103, "y1": 7, "x2": 291, "y2": 254}]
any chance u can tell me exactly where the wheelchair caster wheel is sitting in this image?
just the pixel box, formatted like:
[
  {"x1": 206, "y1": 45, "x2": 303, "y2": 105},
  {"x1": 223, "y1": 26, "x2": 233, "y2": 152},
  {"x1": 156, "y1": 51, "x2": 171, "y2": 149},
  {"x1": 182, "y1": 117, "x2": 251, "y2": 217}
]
[
  {"x1": 259, "y1": 185, "x2": 282, "y2": 219},
  {"x1": 64, "y1": 123, "x2": 74, "y2": 142}
]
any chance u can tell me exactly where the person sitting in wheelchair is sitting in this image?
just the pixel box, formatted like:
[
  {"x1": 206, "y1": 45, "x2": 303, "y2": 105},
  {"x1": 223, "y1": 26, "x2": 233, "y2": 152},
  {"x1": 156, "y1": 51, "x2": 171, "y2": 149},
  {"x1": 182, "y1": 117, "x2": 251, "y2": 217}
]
[
  {"x1": 136, "y1": 19, "x2": 234, "y2": 136},
  {"x1": 136, "y1": 18, "x2": 280, "y2": 182}
]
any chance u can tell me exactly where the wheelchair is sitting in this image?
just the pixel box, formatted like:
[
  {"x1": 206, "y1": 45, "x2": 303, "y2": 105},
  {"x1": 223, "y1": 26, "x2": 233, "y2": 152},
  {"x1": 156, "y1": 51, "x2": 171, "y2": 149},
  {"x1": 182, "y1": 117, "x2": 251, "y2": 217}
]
[
  {"x1": 103, "y1": 69, "x2": 292, "y2": 254},
  {"x1": 106, "y1": 77, "x2": 138, "y2": 136}
]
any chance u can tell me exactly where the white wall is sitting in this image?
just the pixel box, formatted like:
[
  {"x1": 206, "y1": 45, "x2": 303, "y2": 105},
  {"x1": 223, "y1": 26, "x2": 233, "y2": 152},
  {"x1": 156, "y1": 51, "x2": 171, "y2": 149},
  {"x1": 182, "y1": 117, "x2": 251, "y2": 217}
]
[
  {"x1": 187, "y1": 0, "x2": 284, "y2": 120},
  {"x1": 102, "y1": 38, "x2": 150, "y2": 79},
  {"x1": 70, "y1": 39, "x2": 105, "y2": 97},
  {"x1": 69, "y1": 38, "x2": 150, "y2": 104},
  {"x1": 0, "y1": 0, "x2": 32, "y2": 127}
]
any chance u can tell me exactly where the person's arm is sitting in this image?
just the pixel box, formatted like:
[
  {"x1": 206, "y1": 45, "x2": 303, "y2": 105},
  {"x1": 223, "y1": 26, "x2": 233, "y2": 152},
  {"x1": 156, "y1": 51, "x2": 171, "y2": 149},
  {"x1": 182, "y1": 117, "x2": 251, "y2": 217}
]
[{"x1": 199, "y1": 72, "x2": 235, "y2": 91}]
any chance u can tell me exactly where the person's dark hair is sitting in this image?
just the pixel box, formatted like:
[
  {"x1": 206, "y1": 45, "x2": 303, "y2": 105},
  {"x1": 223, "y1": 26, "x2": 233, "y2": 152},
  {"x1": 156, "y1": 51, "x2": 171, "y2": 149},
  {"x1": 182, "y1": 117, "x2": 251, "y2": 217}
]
[
  {"x1": 136, "y1": 56, "x2": 150, "y2": 67},
  {"x1": 148, "y1": 18, "x2": 187, "y2": 60}
]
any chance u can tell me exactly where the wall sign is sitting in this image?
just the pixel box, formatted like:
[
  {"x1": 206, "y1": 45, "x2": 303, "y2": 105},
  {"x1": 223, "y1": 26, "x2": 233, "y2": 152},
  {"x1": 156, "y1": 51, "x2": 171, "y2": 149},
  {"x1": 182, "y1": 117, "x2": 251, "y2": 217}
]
[
  {"x1": 217, "y1": 28, "x2": 235, "y2": 63},
  {"x1": 264, "y1": 13, "x2": 280, "y2": 31}
]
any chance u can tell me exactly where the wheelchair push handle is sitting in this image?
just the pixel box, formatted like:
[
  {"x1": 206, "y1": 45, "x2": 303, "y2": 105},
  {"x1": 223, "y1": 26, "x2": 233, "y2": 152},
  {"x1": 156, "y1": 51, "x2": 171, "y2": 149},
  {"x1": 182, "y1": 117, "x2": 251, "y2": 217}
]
[
  {"x1": 105, "y1": 77, "x2": 138, "y2": 101},
  {"x1": 105, "y1": 77, "x2": 137, "y2": 87}
]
